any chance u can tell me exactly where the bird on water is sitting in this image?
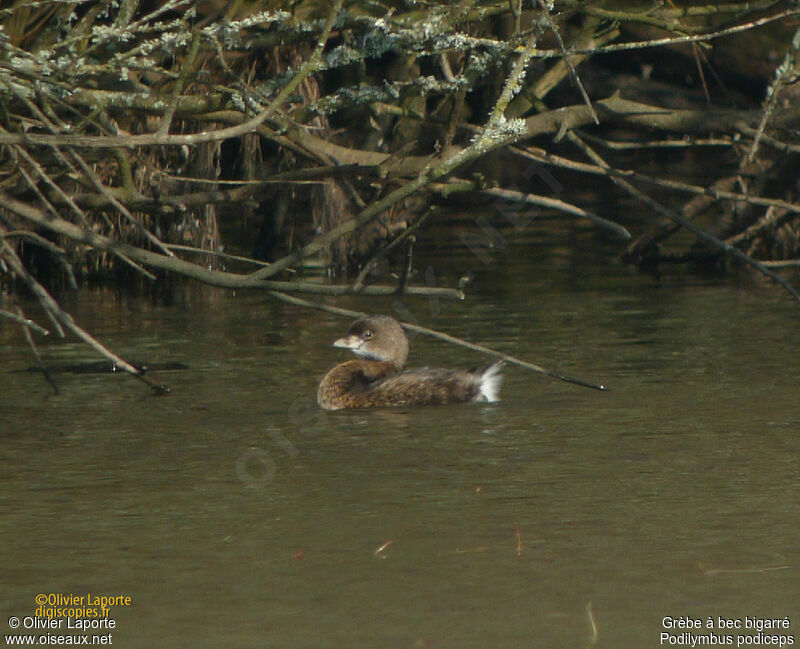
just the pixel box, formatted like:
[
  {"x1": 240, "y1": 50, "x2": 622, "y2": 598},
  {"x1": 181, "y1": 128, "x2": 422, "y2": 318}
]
[{"x1": 317, "y1": 315, "x2": 503, "y2": 410}]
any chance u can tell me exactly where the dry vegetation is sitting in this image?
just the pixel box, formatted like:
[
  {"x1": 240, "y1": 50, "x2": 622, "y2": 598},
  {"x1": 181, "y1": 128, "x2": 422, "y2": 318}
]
[{"x1": 1, "y1": 0, "x2": 800, "y2": 387}]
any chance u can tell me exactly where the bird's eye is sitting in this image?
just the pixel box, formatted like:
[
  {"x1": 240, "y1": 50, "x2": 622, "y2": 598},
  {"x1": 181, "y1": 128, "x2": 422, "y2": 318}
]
[{"x1": 364, "y1": 330, "x2": 373, "y2": 338}]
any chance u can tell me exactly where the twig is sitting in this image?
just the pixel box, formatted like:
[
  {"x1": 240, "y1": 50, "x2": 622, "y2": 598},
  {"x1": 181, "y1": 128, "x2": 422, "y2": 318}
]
[
  {"x1": 509, "y1": 18, "x2": 619, "y2": 118},
  {"x1": 701, "y1": 563, "x2": 790, "y2": 575},
  {"x1": 15, "y1": 305, "x2": 58, "y2": 395},
  {"x1": 0, "y1": 309, "x2": 50, "y2": 336},
  {"x1": 2, "y1": 229, "x2": 78, "y2": 289},
  {"x1": 623, "y1": 176, "x2": 740, "y2": 263},
  {"x1": 487, "y1": 14, "x2": 544, "y2": 128},
  {"x1": 157, "y1": 28, "x2": 202, "y2": 137},
  {"x1": 746, "y1": 23, "x2": 800, "y2": 163},
  {"x1": 435, "y1": 178, "x2": 631, "y2": 240},
  {"x1": 727, "y1": 205, "x2": 796, "y2": 249},
  {"x1": 352, "y1": 208, "x2": 435, "y2": 292},
  {"x1": 585, "y1": 2, "x2": 778, "y2": 28},
  {"x1": 586, "y1": 602, "x2": 599, "y2": 646},
  {"x1": 396, "y1": 236, "x2": 415, "y2": 295},
  {"x1": 166, "y1": 244, "x2": 272, "y2": 268},
  {"x1": 580, "y1": 132, "x2": 736, "y2": 150},
  {"x1": 536, "y1": 0, "x2": 598, "y2": 124},
  {"x1": 562, "y1": 7, "x2": 800, "y2": 57},
  {"x1": 402, "y1": 319, "x2": 607, "y2": 390},
  {"x1": 514, "y1": 524, "x2": 524, "y2": 556},
  {"x1": 483, "y1": 185, "x2": 630, "y2": 239},
  {"x1": 1, "y1": 237, "x2": 169, "y2": 394},
  {"x1": 738, "y1": 126, "x2": 800, "y2": 156},
  {"x1": 267, "y1": 291, "x2": 608, "y2": 391},
  {"x1": 373, "y1": 540, "x2": 393, "y2": 558},
  {"x1": 761, "y1": 259, "x2": 800, "y2": 268}
]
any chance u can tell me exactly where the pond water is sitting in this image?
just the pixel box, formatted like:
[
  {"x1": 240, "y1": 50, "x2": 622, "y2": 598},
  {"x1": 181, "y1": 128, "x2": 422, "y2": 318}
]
[{"x1": 2, "y1": 222, "x2": 799, "y2": 648}]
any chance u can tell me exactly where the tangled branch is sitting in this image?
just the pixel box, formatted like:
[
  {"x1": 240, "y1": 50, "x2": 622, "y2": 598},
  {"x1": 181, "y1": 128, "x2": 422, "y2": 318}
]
[{"x1": 2, "y1": 0, "x2": 800, "y2": 390}]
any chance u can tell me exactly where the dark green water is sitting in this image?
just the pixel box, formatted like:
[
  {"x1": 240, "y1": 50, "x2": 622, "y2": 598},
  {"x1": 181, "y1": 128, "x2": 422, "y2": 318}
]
[{"x1": 2, "y1": 224, "x2": 799, "y2": 648}]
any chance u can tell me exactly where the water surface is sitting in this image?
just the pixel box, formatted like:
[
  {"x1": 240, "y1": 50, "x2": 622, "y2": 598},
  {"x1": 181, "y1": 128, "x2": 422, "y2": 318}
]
[{"x1": 2, "y1": 225, "x2": 799, "y2": 648}]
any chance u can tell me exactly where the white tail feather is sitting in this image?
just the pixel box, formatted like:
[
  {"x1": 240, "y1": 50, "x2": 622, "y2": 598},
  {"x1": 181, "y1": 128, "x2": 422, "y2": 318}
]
[{"x1": 477, "y1": 361, "x2": 503, "y2": 402}]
